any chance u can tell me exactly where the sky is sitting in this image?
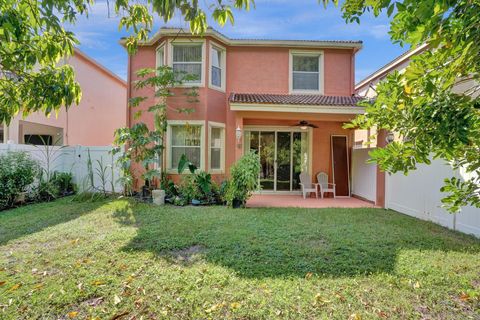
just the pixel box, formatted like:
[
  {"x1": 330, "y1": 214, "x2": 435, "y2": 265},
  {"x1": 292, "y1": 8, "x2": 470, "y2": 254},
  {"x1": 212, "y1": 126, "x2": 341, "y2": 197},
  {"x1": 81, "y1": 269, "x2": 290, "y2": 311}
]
[{"x1": 68, "y1": 0, "x2": 408, "y2": 83}]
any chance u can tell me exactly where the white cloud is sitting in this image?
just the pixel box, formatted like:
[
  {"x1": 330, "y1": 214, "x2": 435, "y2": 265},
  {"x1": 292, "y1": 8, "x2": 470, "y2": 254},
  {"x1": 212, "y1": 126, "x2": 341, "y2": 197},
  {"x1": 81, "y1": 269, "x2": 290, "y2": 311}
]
[{"x1": 368, "y1": 24, "x2": 390, "y2": 39}]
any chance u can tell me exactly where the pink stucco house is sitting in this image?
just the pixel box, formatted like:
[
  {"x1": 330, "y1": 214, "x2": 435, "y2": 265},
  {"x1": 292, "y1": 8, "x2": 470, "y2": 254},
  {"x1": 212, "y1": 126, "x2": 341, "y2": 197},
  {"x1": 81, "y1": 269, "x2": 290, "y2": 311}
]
[
  {"x1": 0, "y1": 48, "x2": 127, "y2": 146},
  {"x1": 126, "y1": 27, "x2": 366, "y2": 197}
]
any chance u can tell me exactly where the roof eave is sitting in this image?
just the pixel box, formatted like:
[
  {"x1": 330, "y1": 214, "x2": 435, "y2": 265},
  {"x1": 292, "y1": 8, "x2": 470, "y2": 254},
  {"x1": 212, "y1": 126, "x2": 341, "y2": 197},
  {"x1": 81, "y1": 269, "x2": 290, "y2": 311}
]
[
  {"x1": 355, "y1": 43, "x2": 428, "y2": 90},
  {"x1": 125, "y1": 28, "x2": 363, "y2": 50},
  {"x1": 230, "y1": 102, "x2": 365, "y2": 115}
]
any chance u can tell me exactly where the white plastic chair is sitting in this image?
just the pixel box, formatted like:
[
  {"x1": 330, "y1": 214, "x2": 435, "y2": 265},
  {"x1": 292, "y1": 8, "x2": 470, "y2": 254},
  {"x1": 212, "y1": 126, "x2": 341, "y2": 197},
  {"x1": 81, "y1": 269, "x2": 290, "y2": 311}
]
[
  {"x1": 299, "y1": 172, "x2": 318, "y2": 199},
  {"x1": 317, "y1": 172, "x2": 336, "y2": 198}
]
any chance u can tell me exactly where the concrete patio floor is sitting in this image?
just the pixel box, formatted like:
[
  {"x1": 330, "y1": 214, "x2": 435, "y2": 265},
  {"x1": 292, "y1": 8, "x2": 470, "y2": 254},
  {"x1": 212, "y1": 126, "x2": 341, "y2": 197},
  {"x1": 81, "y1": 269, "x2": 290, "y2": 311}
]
[{"x1": 247, "y1": 194, "x2": 376, "y2": 208}]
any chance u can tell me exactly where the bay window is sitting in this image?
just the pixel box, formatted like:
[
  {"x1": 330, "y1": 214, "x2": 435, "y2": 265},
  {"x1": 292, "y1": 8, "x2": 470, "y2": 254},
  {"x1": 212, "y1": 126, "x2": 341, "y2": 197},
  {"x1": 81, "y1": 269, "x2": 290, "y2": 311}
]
[
  {"x1": 172, "y1": 44, "x2": 203, "y2": 84},
  {"x1": 209, "y1": 122, "x2": 225, "y2": 172},
  {"x1": 167, "y1": 121, "x2": 205, "y2": 172},
  {"x1": 210, "y1": 44, "x2": 225, "y2": 90}
]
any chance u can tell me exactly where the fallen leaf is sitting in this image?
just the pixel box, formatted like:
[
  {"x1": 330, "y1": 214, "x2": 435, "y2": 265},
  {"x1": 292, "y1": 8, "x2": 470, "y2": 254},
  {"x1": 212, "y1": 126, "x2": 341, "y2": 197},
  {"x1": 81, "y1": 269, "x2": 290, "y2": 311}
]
[
  {"x1": 110, "y1": 311, "x2": 129, "y2": 320},
  {"x1": 84, "y1": 297, "x2": 104, "y2": 308},
  {"x1": 230, "y1": 302, "x2": 241, "y2": 310},
  {"x1": 77, "y1": 283, "x2": 83, "y2": 291},
  {"x1": 413, "y1": 281, "x2": 420, "y2": 289},
  {"x1": 114, "y1": 294, "x2": 122, "y2": 305},
  {"x1": 71, "y1": 238, "x2": 79, "y2": 245},
  {"x1": 305, "y1": 272, "x2": 313, "y2": 280},
  {"x1": 8, "y1": 283, "x2": 21, "y2": 292},
  {"x1": 67, "y1": 311, "x2": 78, "y2": 318},
  {"x1": 205, "y1": 303, "x2": 223, "y2": 313},
  {"x1": 0, "y1": 281, "x2": 6, "y2": 286},
  {"x1": 459, "y1": 292, "x2": 470, "y2": 301},
  {"x1": 33, "y1": 283, "x2": 44, "y2": 290},
  {"x1": 92, "y1": 280, "x2": 105, "y2": 286},
  {"x1": 350, "y1": 313, "x2": 361, "y2": 320}
]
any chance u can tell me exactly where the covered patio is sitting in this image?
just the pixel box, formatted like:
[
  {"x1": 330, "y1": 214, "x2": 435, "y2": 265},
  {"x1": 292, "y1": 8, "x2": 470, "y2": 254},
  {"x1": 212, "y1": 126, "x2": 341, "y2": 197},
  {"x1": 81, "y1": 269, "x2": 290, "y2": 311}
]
[{"x1": 247, "y1": 194, "x2": 376, "y2": 208}]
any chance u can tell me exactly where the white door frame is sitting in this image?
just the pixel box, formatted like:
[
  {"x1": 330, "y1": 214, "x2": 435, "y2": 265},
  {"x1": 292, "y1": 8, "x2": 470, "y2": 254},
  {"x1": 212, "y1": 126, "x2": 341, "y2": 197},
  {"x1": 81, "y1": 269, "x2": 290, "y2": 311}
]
[{"x1": 244, "y1": 126, "x2": 312, "y2": 194}]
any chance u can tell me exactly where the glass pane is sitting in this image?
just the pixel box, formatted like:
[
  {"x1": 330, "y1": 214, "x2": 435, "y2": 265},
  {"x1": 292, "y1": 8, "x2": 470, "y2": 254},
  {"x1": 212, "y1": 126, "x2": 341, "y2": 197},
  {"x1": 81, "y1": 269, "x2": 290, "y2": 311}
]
[
  {"x1": 171, "y1": 125, "x2": 201, "y2": 146},
  {"x1": 293, "y1": 55, "x2": 319, "y2": 72},
  {"x1": 210, "y1": 127, "x2": 221, "y2": 148},
  {"x1": 292, "y1": 132, "x2": 309, "y2": 190},
  {"x1": 210, "y1": 127, "x2": 222, "y2": 170},
  {"x1": 245, "y1": 131, "x2": 259, "y2": 154},
  {"x1": 276, "y1": 132, "x2": 291, "y2": 191},
  {"x1": 210, "y1": 149, "x2": 221, "y2": 169},
  {"x1": 156, "y1": 48, "x2": 164, "y2": 67},
  {"x1": 173, "y1": 63, "x2": 201, "y2": 82},
  {"x1": 172, "y1": 147, "x2": 201, "y2": 168},
  {"x1": 173, "y1": 45, "x2": 202, "y2": 62},
  {"x1": 211, "y1": 48, "x2": 221, "y2": 67},
  {"x1": 260, "y1": 132, "x2": 275, "y2": 190},
  {"x1": 293, "y1": 72, "x2": 319, "y2": 90},
  {"x1": 211, "y1": 66, "x2": 221, "y2": 87}
]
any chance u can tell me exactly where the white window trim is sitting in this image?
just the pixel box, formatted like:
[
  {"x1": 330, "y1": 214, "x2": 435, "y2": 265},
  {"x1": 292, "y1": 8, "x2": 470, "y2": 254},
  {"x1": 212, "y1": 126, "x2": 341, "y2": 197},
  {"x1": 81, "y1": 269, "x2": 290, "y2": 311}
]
[
  {"x1": 155, "y1": 41, "x2": 166, "y2": 68},
  {"x1": 167, "y1": 39, "x2": 206, "y2": 88},
  {"x1": 289, "y1": 50, "x2": 324, "y2": 95},
  {"x1": 166, "y1": 120, "x2": 206, "y2": 174},
  {"x1": 208, "y1": 42, "x2": 226, "y2": 92},
  {"x1": 208, "y1": 121, "x2": 225, "y2": 174}
]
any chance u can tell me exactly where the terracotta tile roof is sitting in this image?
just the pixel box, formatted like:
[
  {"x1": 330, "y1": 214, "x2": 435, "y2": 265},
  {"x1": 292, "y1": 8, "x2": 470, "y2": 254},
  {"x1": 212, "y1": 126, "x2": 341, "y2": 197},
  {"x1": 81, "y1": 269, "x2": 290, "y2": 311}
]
[{"x1": 229, "y1": 93, "x2": 364, "y2": 107}]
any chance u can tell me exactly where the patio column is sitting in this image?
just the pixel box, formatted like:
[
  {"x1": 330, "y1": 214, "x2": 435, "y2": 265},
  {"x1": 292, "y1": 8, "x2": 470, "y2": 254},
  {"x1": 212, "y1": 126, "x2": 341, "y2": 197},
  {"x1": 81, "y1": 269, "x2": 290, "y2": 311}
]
[
  {"x1": 235, "y1": 115, "x2": 243, "y2": 161},
  {"x1": 376, "y1": 129, "x2": 387, "y2": 208}
]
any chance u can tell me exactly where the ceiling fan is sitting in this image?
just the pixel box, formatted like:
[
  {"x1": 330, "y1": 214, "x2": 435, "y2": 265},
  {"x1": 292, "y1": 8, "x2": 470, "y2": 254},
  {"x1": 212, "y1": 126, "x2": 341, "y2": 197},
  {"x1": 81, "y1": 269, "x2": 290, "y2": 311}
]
[{"x1": 293, "y1": 120, "x2": 318, "y2": 130}]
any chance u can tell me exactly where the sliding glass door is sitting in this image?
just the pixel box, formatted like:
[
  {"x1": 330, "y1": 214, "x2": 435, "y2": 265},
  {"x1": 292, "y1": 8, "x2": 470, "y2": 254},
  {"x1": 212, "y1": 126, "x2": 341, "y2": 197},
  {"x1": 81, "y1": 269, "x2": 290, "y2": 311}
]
[{"x1": 244, "y1": 129, "x2": 309, "y2": 192}]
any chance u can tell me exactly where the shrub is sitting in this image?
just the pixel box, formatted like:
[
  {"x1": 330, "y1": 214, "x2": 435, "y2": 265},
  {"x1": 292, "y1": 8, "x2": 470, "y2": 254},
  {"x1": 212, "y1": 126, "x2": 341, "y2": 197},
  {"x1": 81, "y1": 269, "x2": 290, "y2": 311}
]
[
  {"x1": 226, "y1": 152, "x2": 261, "y2": 208},
  {"x1": 51, "y1": 172, "x2": 76, "y2": 195},
  {"x1": 0, "y1": 152, "x2": 39, "y2": 209},
  {"x1": 177, "y1": 175, "x2": 202, "y2": 205},
  {"x1": 34, "y1": 171, "x2": 76, "y2": 202}
]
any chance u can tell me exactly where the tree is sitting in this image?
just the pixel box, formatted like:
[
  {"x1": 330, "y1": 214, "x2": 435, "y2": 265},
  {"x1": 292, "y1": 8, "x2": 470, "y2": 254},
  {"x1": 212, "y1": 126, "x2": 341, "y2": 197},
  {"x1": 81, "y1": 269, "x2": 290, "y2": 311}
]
[
  {"x1": 0, "y1": 0, "x2": 253, "y2": 125},
  {"x1": 330, "y1": 0, "x2": 479, "y2": 212},
  {"x1": 112, "y1": 66, "x2": 198, "y2": 194}
]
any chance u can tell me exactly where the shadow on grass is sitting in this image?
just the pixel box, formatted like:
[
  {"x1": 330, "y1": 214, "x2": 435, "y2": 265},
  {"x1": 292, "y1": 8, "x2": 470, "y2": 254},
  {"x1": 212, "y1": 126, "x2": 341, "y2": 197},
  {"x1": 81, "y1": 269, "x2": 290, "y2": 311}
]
[
  {"x1": 112, "y1": 203, "x2": 480, "y2": 279},
  {"x1": 0, "y1": 197, "x2": 105, "y2": 245}
]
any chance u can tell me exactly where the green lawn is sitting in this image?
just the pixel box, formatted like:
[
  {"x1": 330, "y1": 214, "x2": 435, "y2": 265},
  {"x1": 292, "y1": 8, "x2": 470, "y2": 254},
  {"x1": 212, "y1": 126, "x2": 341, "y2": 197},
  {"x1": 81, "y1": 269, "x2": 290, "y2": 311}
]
[{"x1": 1, "y1": 198, "x2": 479, "y2": 319}]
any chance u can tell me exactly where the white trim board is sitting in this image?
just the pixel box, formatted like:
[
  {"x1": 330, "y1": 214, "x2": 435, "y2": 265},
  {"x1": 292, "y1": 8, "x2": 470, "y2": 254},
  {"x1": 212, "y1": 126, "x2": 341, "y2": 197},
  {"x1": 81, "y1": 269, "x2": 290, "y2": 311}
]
[{"x1": 230, "y1": 103, "x2": 365, "y2": 115}]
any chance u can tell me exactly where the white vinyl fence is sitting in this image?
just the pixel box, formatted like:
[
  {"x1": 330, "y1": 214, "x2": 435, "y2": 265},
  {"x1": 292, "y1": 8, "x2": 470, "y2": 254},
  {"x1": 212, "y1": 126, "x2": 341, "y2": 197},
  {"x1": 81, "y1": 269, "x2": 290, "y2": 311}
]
[
  {"x1": 0, "y1": 143, "x2": 123, "y2": 193},
  {"x1": 352, "y1": 148, "x2": 480, "y2": 238},
  {"x1": 351, "y1": 148, "x2": 376, "y2": 203}
]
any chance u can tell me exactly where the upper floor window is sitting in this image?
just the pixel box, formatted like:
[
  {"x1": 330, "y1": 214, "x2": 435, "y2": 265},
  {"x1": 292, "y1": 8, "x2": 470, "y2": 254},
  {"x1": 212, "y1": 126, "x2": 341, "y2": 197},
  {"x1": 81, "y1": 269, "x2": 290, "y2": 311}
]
[
  {"x1": 172, "y1": 44, "x2": 202, "y2": 84},
  {"x1": 156, "y1": 44, "x2": 165, "y2": 68},
  {"x1": 290, "y1": 51, "x2": 324, "y2": 94},
  {"x1": 209, "y1": 44, "x2": 225, "y2": 91}
]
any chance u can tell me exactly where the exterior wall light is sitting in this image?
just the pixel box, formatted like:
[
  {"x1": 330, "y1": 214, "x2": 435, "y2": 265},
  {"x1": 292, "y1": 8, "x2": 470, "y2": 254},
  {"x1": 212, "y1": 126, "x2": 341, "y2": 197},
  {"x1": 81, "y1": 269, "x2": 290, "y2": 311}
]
[
  {"x1": 236, "y1": 126, "x2": 242, "y2": 144},
  {"x1": 386, "y1": 132, "x2": 395, "y2": 144}
]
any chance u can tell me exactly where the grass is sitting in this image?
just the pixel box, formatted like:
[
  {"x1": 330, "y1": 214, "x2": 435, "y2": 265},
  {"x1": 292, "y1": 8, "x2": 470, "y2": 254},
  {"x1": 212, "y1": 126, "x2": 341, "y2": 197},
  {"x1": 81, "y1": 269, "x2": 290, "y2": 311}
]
[{"x1": 1, "y1": 198, "x2": 479, "y2": 319}]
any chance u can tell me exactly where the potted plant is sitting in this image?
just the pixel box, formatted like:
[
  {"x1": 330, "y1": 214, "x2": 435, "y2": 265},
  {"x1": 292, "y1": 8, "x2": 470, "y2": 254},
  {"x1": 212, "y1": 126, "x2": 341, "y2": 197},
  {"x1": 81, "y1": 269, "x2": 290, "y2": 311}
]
[{"x1": 226, "y1": 152, "x2": 261, "y2": 208}]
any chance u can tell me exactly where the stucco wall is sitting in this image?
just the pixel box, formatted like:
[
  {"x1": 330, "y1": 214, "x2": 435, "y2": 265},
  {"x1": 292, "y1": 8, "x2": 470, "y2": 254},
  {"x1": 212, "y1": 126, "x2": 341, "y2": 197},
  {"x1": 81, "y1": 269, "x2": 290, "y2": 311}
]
[
  {"x1": 3, "y1": 51, "x2": 127, "y2": 146},
  {"x1": 127, "y1": 35, "x2": 358, "y2": 187}
]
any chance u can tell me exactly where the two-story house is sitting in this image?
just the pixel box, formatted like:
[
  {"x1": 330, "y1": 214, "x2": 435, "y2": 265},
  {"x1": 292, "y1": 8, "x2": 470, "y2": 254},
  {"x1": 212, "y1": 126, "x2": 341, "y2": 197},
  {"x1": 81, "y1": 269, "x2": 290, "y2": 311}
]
[
  {"x1": 126, "y1": 27, "x2": 364, "y2": 196},
  {"x1": 1, "y1": 48, "x2": 127, "y2": 146}
]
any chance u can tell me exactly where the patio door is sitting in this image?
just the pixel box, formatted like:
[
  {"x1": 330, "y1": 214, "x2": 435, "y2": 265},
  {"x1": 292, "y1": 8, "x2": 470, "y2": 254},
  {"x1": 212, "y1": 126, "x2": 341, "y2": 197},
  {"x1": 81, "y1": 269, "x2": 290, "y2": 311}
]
[{"x1": 245, "y1": 129, "x2": 309, "y2": 192}]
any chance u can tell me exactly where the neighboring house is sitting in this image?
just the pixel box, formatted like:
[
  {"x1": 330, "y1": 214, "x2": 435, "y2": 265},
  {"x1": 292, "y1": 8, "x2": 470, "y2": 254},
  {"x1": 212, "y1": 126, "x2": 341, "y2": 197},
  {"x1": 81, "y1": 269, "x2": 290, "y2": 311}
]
[
  {"x1": 0, "y1": 49, "x2": 127, "y2": 146},
  {"x1": 125, "y1": 27, "x2": 364, "y2": 195},
  {"x1": 354, "y1": 44, "x2": 429, "y2": 148}
]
